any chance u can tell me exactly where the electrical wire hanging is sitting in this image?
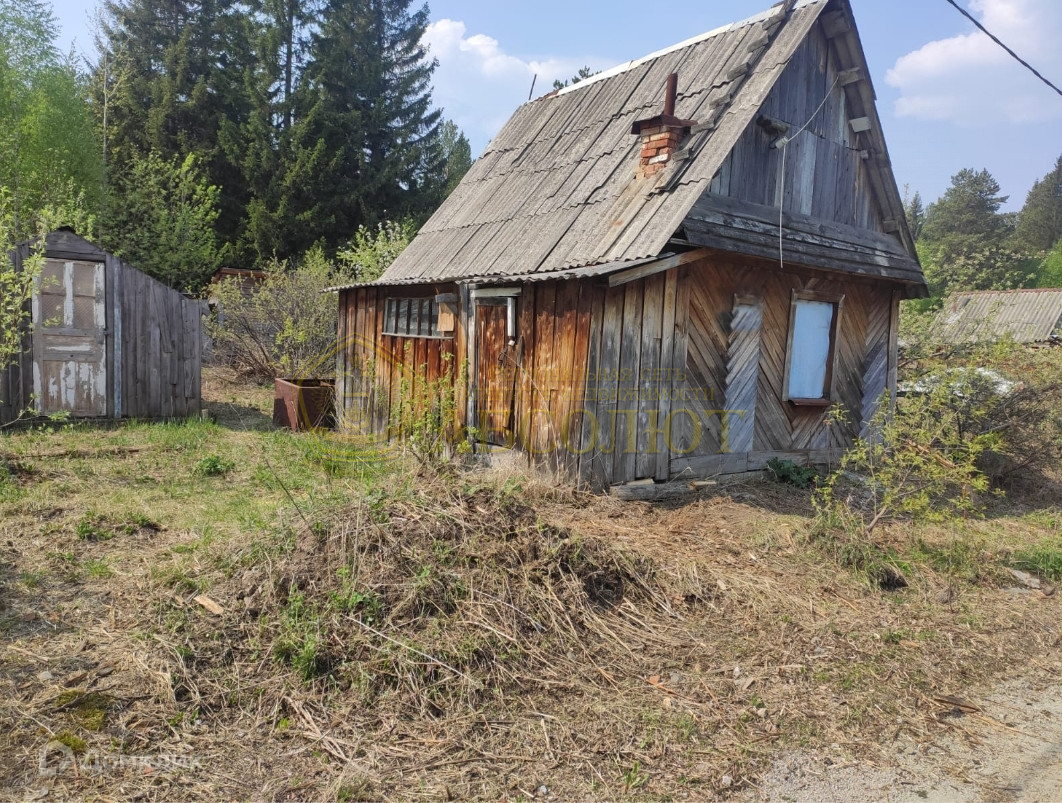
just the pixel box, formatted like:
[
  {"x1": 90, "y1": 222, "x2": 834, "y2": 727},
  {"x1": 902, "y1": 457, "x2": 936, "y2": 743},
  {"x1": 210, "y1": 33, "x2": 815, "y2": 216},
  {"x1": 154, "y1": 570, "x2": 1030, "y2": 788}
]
[
  {"x1": 775, "y1": 76, "x2": 840, "y2": 270},
  {"x1": 942, "y1": 0, "x2": 1062, "y2": 99}
]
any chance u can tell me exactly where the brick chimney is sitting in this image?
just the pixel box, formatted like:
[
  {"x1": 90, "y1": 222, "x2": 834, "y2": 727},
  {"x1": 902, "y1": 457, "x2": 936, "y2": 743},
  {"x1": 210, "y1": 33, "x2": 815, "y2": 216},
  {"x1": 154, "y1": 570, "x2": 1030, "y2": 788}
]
[{"x1": 632, "y1": 73, "x2": 697, "y2": 179}]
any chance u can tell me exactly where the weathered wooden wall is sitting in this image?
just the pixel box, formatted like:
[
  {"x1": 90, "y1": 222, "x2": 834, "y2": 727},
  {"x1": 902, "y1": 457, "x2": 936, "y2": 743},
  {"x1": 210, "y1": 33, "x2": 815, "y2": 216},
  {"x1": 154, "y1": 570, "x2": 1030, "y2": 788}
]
[
  {"x1": 669, "y1": 254, "x2": 894, "y2": 479},
  {"x1": 112, "y1": 256, "x2": 202, "y2": 419},
  {"x1": 336, "y1": 285, "x2": 463, "y2": 438},
  {"x1": 338, "y1": 255, "x2": 899, "y2": 489},
  {"x1": 710, "y1": 19, "x2": 882, "y2": 232},
  {"x1": 1, "y1": 233, "x2": 202, "y2": 423}
]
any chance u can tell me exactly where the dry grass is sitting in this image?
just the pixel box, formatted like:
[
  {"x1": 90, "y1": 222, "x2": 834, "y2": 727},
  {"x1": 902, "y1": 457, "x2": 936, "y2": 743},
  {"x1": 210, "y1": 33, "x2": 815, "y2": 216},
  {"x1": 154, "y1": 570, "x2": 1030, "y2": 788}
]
[{"x1": 0, "y1": 369, "x2": 1060, "y2": 801}]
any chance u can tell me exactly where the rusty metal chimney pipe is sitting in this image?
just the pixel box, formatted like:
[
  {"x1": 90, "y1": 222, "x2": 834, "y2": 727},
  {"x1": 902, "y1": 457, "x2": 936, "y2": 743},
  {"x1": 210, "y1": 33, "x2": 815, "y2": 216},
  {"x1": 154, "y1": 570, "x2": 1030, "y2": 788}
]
[{"x1": 664, "y1": 73, "x2": 678, "y2": 117}]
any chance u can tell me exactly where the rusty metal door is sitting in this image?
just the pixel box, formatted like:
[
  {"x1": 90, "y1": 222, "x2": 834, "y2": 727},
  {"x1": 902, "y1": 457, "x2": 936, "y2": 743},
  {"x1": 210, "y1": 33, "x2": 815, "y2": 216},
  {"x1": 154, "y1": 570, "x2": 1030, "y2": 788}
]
[
  {"x1": 474, "y1": 300, "x2": 517, "y2": 446},
  {"x1": 32, "y1": 259, "x2": 107, "y2": 416}
]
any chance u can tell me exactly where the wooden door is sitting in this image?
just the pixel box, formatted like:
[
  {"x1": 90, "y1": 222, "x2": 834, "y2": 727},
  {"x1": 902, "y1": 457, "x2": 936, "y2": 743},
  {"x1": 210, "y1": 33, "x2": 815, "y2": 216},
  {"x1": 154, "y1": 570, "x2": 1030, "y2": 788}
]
[
  {"x1": 32, "y1": 259, "x2": 108, "y2": 416},
  {"x1": 475, "y1": 300, "x2": 517, "y2": 446}
]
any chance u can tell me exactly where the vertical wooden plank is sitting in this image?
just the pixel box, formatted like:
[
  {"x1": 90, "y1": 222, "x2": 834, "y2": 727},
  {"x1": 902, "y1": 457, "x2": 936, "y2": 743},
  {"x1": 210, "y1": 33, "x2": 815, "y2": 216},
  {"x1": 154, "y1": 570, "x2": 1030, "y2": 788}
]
[
  {"x1": 655, "y1": 269, "x2": 678, "y2": 481},
  {"x1": 461, "y1": 284, "x2": 476, "y2": 445},
  {"x1": 109, "y1": 257, "x2": 122, "y2": 417},
  {"x1": 122, "y1": 266, "x2": 135, "y2": 418},
  {"x1": 635, "y1": 274, "x2": 664, "y2": 480},
  {"x1": 616, "y1": 280, "x2": 643, "y2": 484},
  {"x1": 667, "y1": 266, "x2": 692, "y2": 477},
  {"x1": 103, "y1": 258, "x2": 116, "y2": 418},
  {"x1": 531, "y1": 283, "x2": 557, "y2": 458},
  {"x1": 566, "y1": 281, "x2": 594, "y2": 478},
  {"x1": 148, "y1": 278, "x2": 162, "y2": 418},
  {"x1": 591, "y1": 285, "x2": 625, "y2": 487},
  {"x1": 362, "y1": 289, "x2": 377, "y2": 433},
  {"x1": 724, "y1": 297, "x2": 764, "y2": 454},
  {"x1": 887, "y1": 290, "x2": 901, "y2": 408},
  {"x1": 335, "y1": 289, "x2": 349, "y2": 426},
  {"x1": 578, "y1": 284, "x2": 606, "y2": 486},
  {"x1": 552, "y1": 280, "x2": 580, "y2": 474},
  {"x1": 452, "y1": 285, "x2": 468, "y2": 440},
  {"x1": 513, "y1": 284, "x2": 535, "y2": 451},
  {"x1": 190, "y1": 300, "x2": 202, "y2": 416}
]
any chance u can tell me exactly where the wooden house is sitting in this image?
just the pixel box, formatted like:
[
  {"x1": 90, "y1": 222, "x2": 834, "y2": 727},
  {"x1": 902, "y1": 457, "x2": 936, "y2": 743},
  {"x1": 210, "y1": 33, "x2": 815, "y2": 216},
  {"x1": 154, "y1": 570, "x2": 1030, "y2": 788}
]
[
  {"x1": 1, "y1": 230, "x2": 203, "y2": 424},
  {"x1": 333, "y1": 0, "x2": 927, "y2": 488}
]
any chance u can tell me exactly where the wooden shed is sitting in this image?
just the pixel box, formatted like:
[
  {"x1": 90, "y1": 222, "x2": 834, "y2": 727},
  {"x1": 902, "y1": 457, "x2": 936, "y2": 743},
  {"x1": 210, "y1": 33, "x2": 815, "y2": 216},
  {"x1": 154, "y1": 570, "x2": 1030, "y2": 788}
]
[
  {"x1": 1, "y1": 229, "x2": 203, "y2": 423},
  {"x1": 935, "y1": 289, "x2": 1062, "y2": 346},
  {"x1": 333, "y1": 0, "x2": 927, "y2": 488}
]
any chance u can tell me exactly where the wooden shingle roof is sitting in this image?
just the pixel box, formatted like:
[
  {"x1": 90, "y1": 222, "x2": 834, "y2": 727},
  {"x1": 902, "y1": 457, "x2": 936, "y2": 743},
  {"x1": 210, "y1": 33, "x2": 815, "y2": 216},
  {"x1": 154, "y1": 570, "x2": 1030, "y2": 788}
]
[{"x1": 381, "y1": 0, "x2": 831, "y2": 285}]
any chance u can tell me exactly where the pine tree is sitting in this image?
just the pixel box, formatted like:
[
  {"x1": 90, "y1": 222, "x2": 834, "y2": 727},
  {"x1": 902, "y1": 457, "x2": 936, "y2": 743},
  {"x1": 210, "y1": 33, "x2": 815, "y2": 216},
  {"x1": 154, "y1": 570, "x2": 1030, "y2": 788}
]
[
  {"x1": 284, "y1": 0, "x2": 442, "y2": 252},
  {"x1": 902, "y1": 185, "x2": 925, "y2": 241},
  {"x1": 920, "y1": 169, "x2": 1034, "y2": 297},
  {"x1": 1015, "y1": 155, "x2": 1062, "y2": 253},
  {"x1": 95, "y1": 0, "x2": 254, "y2": 251},
  {"x1": 437, "y1": 118, "x2": 472, "y2": 198}
]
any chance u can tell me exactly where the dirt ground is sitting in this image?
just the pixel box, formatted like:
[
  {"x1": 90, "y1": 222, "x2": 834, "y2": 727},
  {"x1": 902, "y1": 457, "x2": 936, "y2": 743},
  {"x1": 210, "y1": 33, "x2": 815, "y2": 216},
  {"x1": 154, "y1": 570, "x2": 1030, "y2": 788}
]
[
  {"x1": 739, "y1": 676, "x2": 1062, "y2": 802},
  {"x1": 1, "y1": 368, "x2": 1059, "y2": 801}
]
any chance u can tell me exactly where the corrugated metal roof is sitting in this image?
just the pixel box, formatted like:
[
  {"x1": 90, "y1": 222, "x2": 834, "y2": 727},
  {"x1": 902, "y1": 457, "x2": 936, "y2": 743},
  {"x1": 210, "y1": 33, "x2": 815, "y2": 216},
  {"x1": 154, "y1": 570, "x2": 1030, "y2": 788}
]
[
  {"x1": 381, "y1": 0, "x2": 829, "y2": 285},
  {"x1": 324, "y1": 255, "x2": 662, "y2": 293},
  {"x1": 936, "y1": 290, "x2": 1062, "y2": 344}
]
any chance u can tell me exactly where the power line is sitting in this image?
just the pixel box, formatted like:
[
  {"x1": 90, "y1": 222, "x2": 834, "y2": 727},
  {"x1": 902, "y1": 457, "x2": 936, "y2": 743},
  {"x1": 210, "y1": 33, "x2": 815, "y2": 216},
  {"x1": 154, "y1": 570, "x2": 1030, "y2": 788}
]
[{"x1": 942, "y1": 0, "x2": 1062, "y2": 99}]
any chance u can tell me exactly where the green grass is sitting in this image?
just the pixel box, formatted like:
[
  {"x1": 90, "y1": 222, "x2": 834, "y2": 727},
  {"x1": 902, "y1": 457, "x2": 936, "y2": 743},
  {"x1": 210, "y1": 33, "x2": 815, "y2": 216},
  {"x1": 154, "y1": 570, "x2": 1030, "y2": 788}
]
[
  {"x1": 0, "y1": 413, "x2": 389, "y2": 550},
  {"x1": 1009, "y1": 541, "x2": 1062, "y2": 581}
]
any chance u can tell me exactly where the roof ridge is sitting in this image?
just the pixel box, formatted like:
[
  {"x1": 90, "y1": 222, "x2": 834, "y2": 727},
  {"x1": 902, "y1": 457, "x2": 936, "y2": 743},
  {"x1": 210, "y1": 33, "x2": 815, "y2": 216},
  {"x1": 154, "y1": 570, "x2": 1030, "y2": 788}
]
[{"x1": 552, "y1": 0, "x2": 820, "y2": 99}]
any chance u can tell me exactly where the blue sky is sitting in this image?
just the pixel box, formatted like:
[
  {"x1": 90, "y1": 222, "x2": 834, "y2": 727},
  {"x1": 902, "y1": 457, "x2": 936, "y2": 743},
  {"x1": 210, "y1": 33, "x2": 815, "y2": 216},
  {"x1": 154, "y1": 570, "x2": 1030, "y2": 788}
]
[{"x1": 50, "y1": 0, "x2": 1062, "y2": 211}]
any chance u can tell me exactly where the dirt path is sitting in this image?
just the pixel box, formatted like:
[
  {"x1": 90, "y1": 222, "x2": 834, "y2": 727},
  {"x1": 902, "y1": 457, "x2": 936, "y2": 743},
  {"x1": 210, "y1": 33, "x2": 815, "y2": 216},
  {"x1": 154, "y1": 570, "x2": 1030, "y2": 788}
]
[{"x1": 741, "y1": 678, "x2": 1062, "y2": 802}]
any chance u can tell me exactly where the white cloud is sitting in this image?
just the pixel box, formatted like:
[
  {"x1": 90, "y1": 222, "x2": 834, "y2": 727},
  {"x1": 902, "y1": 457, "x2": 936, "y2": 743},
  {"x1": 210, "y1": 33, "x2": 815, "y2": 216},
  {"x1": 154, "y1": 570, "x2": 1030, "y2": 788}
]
[
  {"x1": 885, "y1": 0, "x2": 1062, "y2": 125},
  {"x1": 423, "y1": 20, "x2": 612, "y2": 154}
]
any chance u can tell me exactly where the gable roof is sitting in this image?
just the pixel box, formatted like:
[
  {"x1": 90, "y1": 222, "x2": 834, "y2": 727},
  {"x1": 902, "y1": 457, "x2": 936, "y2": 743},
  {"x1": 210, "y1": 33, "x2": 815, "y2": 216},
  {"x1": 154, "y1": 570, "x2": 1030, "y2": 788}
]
[
  {"x1": 381, "y1": 0, "x2": 915, "y2": 287},
  {"x1": 936, "y1": 289, "x2": 1062, "y2": 345}
]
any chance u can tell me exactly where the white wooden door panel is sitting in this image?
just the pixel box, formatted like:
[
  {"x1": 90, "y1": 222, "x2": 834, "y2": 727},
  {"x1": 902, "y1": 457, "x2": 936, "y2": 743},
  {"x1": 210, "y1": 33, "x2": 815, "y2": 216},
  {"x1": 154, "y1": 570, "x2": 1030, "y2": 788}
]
[{"x1": 32, "y1": 260, "x2": 107, "y2": 416}]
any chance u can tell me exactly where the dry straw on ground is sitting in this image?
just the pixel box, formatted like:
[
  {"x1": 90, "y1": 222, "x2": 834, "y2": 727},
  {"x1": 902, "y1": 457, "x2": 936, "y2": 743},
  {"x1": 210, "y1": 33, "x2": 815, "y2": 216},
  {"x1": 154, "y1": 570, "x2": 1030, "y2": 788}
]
[{"x1": 2, "y1": 458, "x2": 1059, "y2": 800}]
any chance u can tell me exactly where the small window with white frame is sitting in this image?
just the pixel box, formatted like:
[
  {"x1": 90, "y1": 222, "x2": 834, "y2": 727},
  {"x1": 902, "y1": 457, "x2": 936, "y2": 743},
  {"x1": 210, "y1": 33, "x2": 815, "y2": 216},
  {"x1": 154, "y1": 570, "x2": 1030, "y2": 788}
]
[
  {"x1": 783, "y1": 290, "x2": 844, "y2": 405},
  {"x1": 382, "y1": 297, "x2": 454, "y2": 339}
]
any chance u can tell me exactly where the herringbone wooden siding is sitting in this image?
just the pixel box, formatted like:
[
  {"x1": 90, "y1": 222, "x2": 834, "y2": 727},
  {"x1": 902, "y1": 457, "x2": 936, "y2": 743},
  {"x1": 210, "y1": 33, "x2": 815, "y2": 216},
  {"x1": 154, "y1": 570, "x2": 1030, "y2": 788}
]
[
  {"x1": 724, "y1": 300, "x2": 763, "y2": 454},
  {"x1": 681, "y1": 256, "x2": 892, "y2": 458},
  {"x1": 339, "y1": 254, "x2": 898, "y2": 488}
]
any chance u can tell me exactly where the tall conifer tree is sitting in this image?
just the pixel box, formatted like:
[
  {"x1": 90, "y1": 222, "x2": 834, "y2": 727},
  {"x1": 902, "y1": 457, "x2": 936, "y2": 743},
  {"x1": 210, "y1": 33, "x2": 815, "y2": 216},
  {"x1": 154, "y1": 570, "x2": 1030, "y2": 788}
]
[{"x1": 285, "y1": 0, "x2": 442, "y2": 252}]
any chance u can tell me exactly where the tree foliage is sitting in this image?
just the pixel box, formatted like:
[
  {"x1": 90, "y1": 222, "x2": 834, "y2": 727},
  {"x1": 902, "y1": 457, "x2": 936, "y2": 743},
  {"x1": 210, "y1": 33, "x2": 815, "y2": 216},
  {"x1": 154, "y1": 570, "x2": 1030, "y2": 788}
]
[
  {"x1": 902, "y1": 185, "x2": 925, "y2": 241},
  {"x1": 337, "y1": 219, "x2": 414, "y2": 284},
  {"x1": 0, "y1": 191, "x2": 41, "y2": 381},
  {"x1": 437, "y1": 119, "x2": 472, "y2": 198},
  {"x1": 104, "y1": 152, "x2": 226, "y2": 291},
  {"x1": 0, "y1": 0, "x2": 102, "y2": 240},
  {"x1": 92, "y1": 0, "x2": 463, "y2": 272},
  {"x1": 553, "y1": 66, "x2": 596, "y2": 91},
  {"x1": 1015, "y1": 155, "x2": 1062, "y2": 253},
  {"x1": 1036, "y1": 237, "x2": 1062, "y2": 288},
  {"x1": 919, "y1": 169, "x2": 1030, "y2": 298},
  {"x1": 209, "y1": 248, "x2": 345, "y2": 380},
  {"x1": 281, "y1": 0, "x2": 442, "y2": 253},
  {"x1": 94, "y1": 0, "x2": 254, "y2": 247}
]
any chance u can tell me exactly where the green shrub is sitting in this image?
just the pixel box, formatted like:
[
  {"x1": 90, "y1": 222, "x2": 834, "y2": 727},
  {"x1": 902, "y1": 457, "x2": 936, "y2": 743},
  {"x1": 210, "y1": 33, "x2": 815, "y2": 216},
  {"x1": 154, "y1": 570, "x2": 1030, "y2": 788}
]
[
  {"x1": 815, "y1": 375, "x2": 1000, "y2": 538},
  {"x1": 209, "y1": 247, "x2": 344, "y2": 381},
  {"x1": 766, "y1": 458, "x2": 818, "y2": 489},
  {"x1": 196, "y1": 454, "x2": 236, "y2": 477}
]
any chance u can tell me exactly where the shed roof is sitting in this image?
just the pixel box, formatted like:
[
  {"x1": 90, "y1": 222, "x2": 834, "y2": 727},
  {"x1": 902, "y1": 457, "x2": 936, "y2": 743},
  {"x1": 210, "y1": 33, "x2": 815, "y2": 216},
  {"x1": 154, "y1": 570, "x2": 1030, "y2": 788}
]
[
  {"x1": 936, "y1": 290, "x2": 1062, "y2": 344},
  {"x1": 381, "y1": 0, "x2": 834, "y2": 286}
]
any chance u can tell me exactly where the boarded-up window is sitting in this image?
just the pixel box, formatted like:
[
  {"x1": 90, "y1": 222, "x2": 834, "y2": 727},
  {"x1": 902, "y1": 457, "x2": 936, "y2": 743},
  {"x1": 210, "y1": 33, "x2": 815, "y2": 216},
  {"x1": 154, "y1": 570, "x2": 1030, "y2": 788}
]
[
  {"x1": 784, "y1": 293, "x2": 843, "y2": 403},
  {"x1": 382, "y1": 297, "x2": 451, "y2": 338}
]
